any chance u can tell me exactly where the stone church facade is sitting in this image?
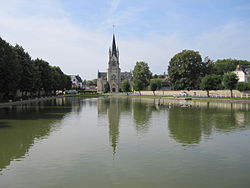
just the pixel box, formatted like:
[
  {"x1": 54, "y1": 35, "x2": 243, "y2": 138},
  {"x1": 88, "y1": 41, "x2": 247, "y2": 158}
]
[{"x1": 97, "y1": 35, "x2": 132, "y2": 93}]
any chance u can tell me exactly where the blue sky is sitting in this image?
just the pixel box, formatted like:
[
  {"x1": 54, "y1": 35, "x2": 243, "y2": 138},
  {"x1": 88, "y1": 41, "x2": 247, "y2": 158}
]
[{"x1": 0, "y1": 0, "x2": 250, "y2": 79}]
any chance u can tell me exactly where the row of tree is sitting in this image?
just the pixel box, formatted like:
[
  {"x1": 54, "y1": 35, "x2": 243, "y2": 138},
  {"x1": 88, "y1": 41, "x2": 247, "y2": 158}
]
[
  {"x1": 0, "y1": 37, "x2": 71, "y2": 101},
  {"x1": 126, "y1": 50, "x2": 250, "y2": 96}
]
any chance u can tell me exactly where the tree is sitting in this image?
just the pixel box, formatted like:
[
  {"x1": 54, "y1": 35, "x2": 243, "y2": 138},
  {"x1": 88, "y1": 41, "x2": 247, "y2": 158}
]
[
  {"x1": 200, "y1": 74, "x2": 222, "y2": 97},
  {"x1": 222, "y1": 72, "x2": 239, "y2": 97},
  {"x1": 132, "y1": 61, "x2": 152, "y2": 90},
  {"x1": 150, "y1": 80, "x2": 158, "y2": 96},
  {"x1": 121, "y1": 80, "x2": 131, "y2": 94},
  {"x1": 236, "y1": 82, "x2": 249, "y2": 92},
  {"x1": 86, "y1": 79, "x2": 97, "y2": 86},
  {"x1": 0, "y1": 38, "x2": 21, "y2": 100},
  {"x1": 168, "y1": 50, "x2": 205, "y2": 90},
  {"x1": 34, "y1": 59, "x2": 54, "y2": 96},
  {"x1": 155, "y1": 79, "x2": 162, "y2": 90},
  {"x1": 103, "y1": 82, "x2": 110, "y2": 93},
  {"x1": 14, "y1": 45, "x2": 36, "y2": 97},
  {"x1": 213, "y1": 59, "x2": 250, "y2": 75},
  {"x1": 133, "y1": 80, "x2": 143, "y2": 95}
]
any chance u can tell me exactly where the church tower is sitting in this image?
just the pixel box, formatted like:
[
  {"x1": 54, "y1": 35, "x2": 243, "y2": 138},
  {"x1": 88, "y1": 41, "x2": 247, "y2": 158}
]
[{"x1": 107, "y1": 34, "x2": 121, "y2": 92}]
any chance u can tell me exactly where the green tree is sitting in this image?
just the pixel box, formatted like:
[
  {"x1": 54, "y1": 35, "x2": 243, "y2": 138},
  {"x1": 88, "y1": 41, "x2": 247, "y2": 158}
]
[
  {"x1": 213, "y1": 59, "x2": 250, "y2": 75},
  {"x1": 222, "y1": 72, "x2": 239, "y2": 97},
  {"x1": 34, "y1": 59, "x2": 54, "y2": 96},
  {"x1": 121, "y1": 80, "x2": 131, "y2": 94},
  {"x1": 236, "y1": 82, "x2": 249, "y2": 92},
  {"x1": 150, "y1": 80, "x2": 158, "y2": 96},
  {"x1": 168, "y1": 50, "x2": 204, "y2": 90},
  {"x1": 0, "y1": 38, "x2": 21, "y2": 100},
  {"x1": 200, "y1": 74, "x2": 222, "y2": 97},
  {"x1": 103, "y1": 82, "x2": 110, "y2": 93},
  {"x1": 155, "y1": 79, "x2": 163, "y2": 90},
  {"x1": 14, "y1": 45, "x2": 36, "y2": 97},
  {"x1": 133, "y1": 80, "x2": 143, "y2": 95},
  {"x1": 132, "y1": 61, "x2": 152, "y2": 91}
]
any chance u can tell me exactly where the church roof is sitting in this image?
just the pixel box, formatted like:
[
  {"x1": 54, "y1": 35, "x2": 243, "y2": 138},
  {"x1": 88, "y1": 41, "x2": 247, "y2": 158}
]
[{"x1": 98, "y1": 72, "x2": 107, "y2": 79}]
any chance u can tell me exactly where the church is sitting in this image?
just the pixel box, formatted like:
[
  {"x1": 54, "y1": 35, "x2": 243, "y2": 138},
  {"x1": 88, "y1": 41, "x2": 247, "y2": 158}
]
[{"x1": 97, "y1": 34, "x2": 132, "y2": 93}]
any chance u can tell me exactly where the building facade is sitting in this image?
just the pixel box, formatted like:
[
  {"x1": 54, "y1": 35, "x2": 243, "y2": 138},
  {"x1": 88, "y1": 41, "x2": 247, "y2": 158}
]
[
  {"x1": 97, "y1": 35, "x2": 131, "y2": 93},
  {"x1": 70, "y1": 75, "x2": 83, "y2": 89},
  {"x1": 233, "y1": 65, "x2": 250, "y2": 82}
]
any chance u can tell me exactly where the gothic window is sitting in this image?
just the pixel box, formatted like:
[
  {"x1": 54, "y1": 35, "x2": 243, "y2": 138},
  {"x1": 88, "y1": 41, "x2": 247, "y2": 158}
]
[
  {"x1": 112, "y1": 60, "x2": 116, "y2": 66},
  {"x1": 112, "y1": 74, "x2": 116, "y2": 80}
]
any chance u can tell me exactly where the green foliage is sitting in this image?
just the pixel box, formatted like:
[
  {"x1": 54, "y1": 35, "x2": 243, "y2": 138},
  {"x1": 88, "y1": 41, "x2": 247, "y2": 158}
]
[
  {"x1": 200, "y1": 74, "x2": 222, "y2": 97},
  {"x1": 103, "y1": 82, "x2": 110, "y2": 93},
  {"x1": 133, "y1": 80, "x2": 143, "y2": 94},
  {"x1": 222, "y1": 72, "x2": 239, "y2": 97},
  {"x1": 236, "y1": 82, "x2": 249, "y2": 91},
  {"x1": 150, "y1": 79, "x2": 162, "y2": 91},
  {"x1": 0, "y1": 37, "x2": 71, "y2": 100},
  {"x1": 213, "y1": 59, "x2": 250, "y2": 75},
  {"x1": 121, "y1": 80, "x2": 131, "y2": 93},
  {"x1": 168, "y1": 50, "x2": 204, "y2": 90},
  {"x1": 150, "y1": 80, "x2": 158, "y2": 95},
  {"x1": 132, "y1": 61, "x2": 152, "y2": 90},
  {"x1": 0, "y1": 38, "x2": 21, "y2": 99},
  {"x1": 86, "y1": 79, "x2": 97, "y2": 86}
]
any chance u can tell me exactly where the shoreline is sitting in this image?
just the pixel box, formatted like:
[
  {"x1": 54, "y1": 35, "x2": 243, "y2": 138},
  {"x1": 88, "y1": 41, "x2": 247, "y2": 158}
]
[
  {"x1": 108, "y1": 94, "x2": 250, "y2": 103},
  {"x1": 1, "y1": 93, "x2": 250, "y2": 107},
  {"x1": 0, "y1": 96, "x2": 65, "y2": 107}
]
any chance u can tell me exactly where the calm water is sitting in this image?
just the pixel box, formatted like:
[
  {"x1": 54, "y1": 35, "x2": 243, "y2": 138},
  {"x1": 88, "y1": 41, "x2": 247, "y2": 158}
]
[{"x1": 0, "y1": 97, "x2": 250, "y2": 188}]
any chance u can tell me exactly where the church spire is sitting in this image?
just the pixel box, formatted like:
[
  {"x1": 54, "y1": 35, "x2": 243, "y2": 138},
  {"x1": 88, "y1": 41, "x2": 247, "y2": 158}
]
[{"x1": 112, "y1": 34, "x2": 117, "y2": 57}]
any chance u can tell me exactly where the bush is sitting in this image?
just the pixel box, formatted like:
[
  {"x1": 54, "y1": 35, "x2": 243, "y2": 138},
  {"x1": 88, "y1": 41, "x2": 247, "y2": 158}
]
[{"x1": 236, "y1": 82, "x2": 249, "y2": 91}]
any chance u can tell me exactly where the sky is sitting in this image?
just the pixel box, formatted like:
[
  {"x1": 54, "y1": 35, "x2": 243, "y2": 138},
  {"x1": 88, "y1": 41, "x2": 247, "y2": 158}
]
[{"x1": 0, "y1": 0, "x2": 250, "y2": 79}]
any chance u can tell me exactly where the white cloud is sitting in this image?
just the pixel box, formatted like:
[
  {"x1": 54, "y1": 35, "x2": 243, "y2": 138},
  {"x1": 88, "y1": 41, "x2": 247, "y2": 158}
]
[{"x1": 0, "y1": 0, "x2": 249, "y2": 79}]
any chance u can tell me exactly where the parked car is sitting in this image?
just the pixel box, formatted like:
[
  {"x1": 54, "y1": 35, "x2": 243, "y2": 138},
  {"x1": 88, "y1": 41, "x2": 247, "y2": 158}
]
[{"x1": 179, "y1": 91, "x2": 188, "y2": 97}]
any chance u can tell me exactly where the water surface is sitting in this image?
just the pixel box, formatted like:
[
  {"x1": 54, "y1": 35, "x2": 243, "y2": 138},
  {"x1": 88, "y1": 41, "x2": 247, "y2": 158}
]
[{"x1": 0, "y1": 97, "x2": 250, "y2": 188}]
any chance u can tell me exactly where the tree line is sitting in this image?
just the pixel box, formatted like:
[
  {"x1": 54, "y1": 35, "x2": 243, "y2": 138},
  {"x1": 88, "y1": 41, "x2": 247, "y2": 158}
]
[
  {"x1": 0, "y1": 37, "x2": 71, "y2": 101},
  {"x1": 122, "y1": 50, "x2": 250, "y2": 97}
]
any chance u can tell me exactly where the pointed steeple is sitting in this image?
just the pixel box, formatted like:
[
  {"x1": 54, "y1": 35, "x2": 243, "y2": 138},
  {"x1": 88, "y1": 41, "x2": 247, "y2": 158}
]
[{"x1": 112, "y1": 34, "x2": 117, "y2": 57}]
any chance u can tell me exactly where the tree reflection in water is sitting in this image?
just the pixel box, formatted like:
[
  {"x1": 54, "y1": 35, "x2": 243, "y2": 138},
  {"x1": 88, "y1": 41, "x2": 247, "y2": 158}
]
[
  {"x1": 168, "y1": 101, "x2": 250, "y2": 145},
  {"x1": 0, "y1": 97, "x2": 74, "y2": 171}
]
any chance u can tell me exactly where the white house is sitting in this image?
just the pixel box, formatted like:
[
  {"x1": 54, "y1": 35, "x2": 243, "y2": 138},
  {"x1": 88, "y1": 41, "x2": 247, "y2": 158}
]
[
  {"x1": 70, "y1": 75, "x2": 83, "y2": 89},
  {"x1": 233, "y1": 65, "x2": 250, "y2": 82}
]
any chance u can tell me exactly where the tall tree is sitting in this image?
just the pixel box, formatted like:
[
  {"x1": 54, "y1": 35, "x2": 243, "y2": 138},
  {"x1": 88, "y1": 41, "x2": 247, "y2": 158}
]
[
  {"x1": 0, "y1": 38, "x2": 21, "y2": 100},
  {"x1": 34, "y1": 59, "x2": 53, "y2": 96},
  {"x1": 14, "y1": 45, "x2": 35, "y2": 97},
  {"x1": 222, "y1": 72, "x2": 239, "y2": 97},
  {"x1": 200, "y1": 74, "x2": 222, "y2": 97},
  {"x1": 168, "y1": 50, "x2": 204, "y2": 90},
  {"x1": 132, "y1": 61, "x2": 152, "y2": 90}
]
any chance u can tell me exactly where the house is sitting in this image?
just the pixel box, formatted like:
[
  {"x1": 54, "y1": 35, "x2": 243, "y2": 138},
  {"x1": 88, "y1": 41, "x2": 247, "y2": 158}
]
[
  {"x1": 70, "y1": 75, "x2": 83, "y2": 89},
  {"x1": 233, "y1": 65, "x2": 250, "y2": 82}
]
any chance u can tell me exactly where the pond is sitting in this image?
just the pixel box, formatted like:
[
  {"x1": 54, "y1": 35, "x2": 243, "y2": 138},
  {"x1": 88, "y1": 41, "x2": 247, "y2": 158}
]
[{"x1": 0, "y1": 97, "x2": 250, "y2": 188}]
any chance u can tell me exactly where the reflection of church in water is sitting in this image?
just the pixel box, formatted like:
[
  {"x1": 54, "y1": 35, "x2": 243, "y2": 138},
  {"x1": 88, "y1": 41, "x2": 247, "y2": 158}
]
[
  {"x1": 97, "y1": 98, "x2": 121, "y2": 154},
  {"x1": 97, "y1": 34, "x2": 132, "y2": 93}
]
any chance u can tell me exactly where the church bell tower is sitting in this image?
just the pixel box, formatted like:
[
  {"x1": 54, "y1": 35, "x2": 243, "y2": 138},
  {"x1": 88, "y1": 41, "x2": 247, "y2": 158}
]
[{"x1": 107, "y1": 34, "x2": 121, "y2": 92}]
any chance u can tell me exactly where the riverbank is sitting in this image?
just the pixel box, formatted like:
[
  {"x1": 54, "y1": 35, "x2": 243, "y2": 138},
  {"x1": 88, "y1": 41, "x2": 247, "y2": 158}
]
[
  {"x1": 0, "y1": 96, "x2": 65, "y2": 107},
  {"x1": 108, "y1": 93, "x2": 250, "y2": 103},
  {"x1": 0, "y1": 93, "x2": 108, "y2": 107},
  {"x1": 2, "y1": 92, "x2": 250, "y2": 107}
]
